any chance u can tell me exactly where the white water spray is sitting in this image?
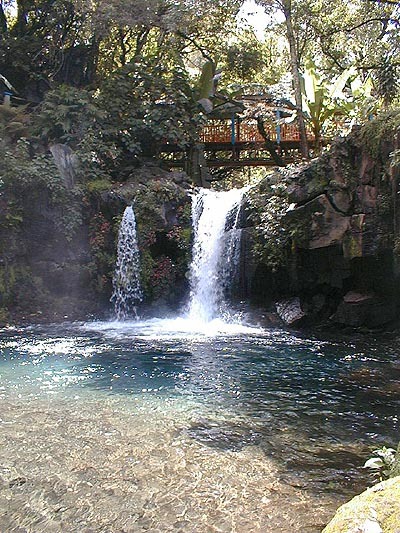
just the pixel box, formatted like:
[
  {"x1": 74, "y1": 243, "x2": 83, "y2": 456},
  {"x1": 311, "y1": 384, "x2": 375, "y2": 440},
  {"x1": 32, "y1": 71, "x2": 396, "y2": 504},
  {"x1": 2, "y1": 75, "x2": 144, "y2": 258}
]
[
  {"x1": 111, "y1": 206, "x2": 142, "y2": 319},
  {"x1": 188, "y1": 188, "x2": 246, "y2": 322}
]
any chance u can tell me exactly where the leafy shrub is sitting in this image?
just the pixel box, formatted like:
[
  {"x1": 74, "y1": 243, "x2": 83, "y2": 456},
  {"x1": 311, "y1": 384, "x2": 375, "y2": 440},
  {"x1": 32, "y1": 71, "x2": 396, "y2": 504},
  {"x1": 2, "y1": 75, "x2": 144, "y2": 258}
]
[
  {"x1": 364, "y1": 446, "x2": 397, "y2": 482},
  {"x1": 32, "y1": 85, "x2": 103, "y2": 146}
]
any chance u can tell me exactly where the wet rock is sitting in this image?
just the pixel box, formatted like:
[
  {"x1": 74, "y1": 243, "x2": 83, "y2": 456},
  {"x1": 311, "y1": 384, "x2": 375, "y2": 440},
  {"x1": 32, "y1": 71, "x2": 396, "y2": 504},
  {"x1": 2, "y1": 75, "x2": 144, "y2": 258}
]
[
  {"x1": 356, "y1": 185, "x2": 377, "y2": 213},
  {"x1": 50, "y1": 144, "x2": 78, "y2": 190},
  {"x1": 287, "y1": 161, "x2": 330, "y2": 205},
  {"x1": 342, "y1": 215, "x2": 365, "y2": 259},
  {"x1": 275, "y1": 297, "x2": 306, "y2": 326},
  {"x1": 359, "y1": 151, "x2": 378, "y2": 184},
  {"x1": 307, "y1": 195, "x2": 351, "y2": 250},
  {"x1": 331, "y1": 292, "x2": 396, "y2": 328},
  {"x1": 327, "y1": 188, "x2": 352, "y2": 214}
]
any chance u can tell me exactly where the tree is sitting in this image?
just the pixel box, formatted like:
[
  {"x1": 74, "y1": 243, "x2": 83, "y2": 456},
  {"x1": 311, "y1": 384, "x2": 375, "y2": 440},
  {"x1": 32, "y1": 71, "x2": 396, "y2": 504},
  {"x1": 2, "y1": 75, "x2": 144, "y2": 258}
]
[
  {"x1": 255, "y1": 0, "x2": 400, "y2": 157},
  {"x1": 255, "y1": 0, "x2": 310, "y2": 158},
  {"x1": 301, "y1": 61, "x2": 357, "y2": 150}
]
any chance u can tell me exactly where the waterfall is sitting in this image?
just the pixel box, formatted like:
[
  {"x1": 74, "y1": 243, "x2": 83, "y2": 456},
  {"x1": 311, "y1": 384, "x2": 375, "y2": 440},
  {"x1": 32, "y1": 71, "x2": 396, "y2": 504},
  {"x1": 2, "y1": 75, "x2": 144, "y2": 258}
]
[
  {"x1": 188, "y1": 188, "x2": 246, "y2": 323},
  {"x1": 111, "y1": 206, "x2": 142, "y2": 319}
]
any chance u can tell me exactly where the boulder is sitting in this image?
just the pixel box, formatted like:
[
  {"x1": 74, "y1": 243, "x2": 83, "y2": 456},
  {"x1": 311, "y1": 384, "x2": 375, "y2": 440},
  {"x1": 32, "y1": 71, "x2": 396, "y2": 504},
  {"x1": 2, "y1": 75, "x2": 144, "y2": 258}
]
[
  {"x1": 275, "y1": 297, "x2": 306, "y2": 326},
  {"x1": 331, "y1": 292, "x2": 396, "y2": 328},
  {"x1": 50, "y1": 144, "x2": 78, "y2": 190},
  {"x1": 322, "y1": 476, "x2": 400, "y2": 533}
]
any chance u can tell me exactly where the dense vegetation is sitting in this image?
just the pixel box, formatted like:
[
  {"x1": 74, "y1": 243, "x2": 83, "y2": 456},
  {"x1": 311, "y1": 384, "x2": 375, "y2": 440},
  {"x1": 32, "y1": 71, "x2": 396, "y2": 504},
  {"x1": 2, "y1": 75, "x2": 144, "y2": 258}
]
[{"x1": 0, "y1": 0, "x2": 398, "y2": 174}]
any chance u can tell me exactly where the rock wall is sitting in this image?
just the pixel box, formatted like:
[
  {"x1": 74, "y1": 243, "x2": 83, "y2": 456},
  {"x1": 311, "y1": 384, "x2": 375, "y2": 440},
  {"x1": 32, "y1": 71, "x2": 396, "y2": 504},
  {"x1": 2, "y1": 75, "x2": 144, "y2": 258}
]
[
  {"x1": 0, "y1": 156, "x2": 193, "y2": 323},
  {"x1": 242, "y1": 124, "x2": 400, "y2": 328}
]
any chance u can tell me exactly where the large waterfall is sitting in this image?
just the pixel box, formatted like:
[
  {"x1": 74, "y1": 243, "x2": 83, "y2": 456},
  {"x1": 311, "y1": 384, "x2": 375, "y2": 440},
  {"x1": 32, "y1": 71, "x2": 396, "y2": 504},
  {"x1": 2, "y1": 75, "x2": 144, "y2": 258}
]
[
  {"x1": 111, "y1": 206, "x2": 142, "y2": 319},
  {"x1": 187, "y1": 188, "x2": 246, "y2": 323}
]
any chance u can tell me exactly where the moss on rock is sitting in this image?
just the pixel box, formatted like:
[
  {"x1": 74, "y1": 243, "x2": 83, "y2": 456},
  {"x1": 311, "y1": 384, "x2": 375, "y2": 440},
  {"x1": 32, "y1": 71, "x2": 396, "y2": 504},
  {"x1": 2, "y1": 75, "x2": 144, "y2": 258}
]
[{"x1": 322, "y1": 476, "x2": 400, "y2": 533}]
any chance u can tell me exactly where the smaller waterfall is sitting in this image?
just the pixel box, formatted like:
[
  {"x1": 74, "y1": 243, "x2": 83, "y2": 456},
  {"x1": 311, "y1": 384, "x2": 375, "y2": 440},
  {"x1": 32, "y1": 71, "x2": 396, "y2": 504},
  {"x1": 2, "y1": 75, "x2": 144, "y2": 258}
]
[
  {"x1": 188, "y1": 188, "x2": 246, "y2": 323},
  {"x1": 111, "y1": 206, "x2": 142, "y2": 319}
]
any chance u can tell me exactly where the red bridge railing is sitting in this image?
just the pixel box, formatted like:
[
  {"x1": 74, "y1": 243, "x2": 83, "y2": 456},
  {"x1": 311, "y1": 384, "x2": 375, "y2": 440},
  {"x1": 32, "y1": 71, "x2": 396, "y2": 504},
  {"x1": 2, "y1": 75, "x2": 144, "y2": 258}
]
[{"x1": 200, "y1": 120, "x2": 314, "y2": 144}]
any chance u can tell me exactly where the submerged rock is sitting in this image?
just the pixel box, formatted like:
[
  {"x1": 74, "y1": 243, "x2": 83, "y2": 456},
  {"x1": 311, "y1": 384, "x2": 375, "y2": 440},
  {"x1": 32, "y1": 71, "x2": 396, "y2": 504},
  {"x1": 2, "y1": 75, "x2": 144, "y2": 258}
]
[{"x1": 322, "y1": 476, "x2": 400, "y2": 533}]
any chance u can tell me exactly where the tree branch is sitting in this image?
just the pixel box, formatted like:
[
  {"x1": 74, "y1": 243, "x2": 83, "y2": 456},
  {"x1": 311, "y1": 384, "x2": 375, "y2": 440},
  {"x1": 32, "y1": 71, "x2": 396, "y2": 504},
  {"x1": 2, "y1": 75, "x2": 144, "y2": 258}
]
[
  {"x1": 363, "y1": 0, "x2": 400, "y2": 5},
  {"x1": 176, "y1": 30, "x2": 214, "y2": 64}
]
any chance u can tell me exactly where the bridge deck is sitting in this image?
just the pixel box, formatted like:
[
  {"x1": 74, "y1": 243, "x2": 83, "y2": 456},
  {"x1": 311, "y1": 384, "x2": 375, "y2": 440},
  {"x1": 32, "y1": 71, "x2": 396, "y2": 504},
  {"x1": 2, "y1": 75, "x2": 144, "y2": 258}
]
[{"x1": 160, "y1": 119, "x2": 320, "y2": 170}]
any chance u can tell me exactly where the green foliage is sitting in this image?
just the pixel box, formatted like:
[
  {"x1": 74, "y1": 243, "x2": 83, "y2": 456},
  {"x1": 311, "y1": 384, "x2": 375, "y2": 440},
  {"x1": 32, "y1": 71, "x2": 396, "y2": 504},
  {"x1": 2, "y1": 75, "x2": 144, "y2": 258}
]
[
  {"x1": 88, "y1": 213, "x2": 115, "y2": 295},
  {"x1": 390, "y1": 442, "x2": 400, "y2": 478},
  {"x1": 360, "y1": 110, "x2": 400, "y2": 159},
  {"x1": 0, "y1": 105, "x2": 29, "y2": 143},
  {"x1": 0, "y1": 265, "x2": 17, "y2": 305},
  {"x1": 149, "y1": 256, "x2": 176, "y2": 300},
  {"x1": 32, "y1": 85, "x2": 104, "y2": 145},
  {"x1": 364, "y1": 446, "x2": 397, "y2": 482},
  {"x1": 85, "y1": 178, "x2": 113, "y2": 193},
  {"x1": 374, "y1": 56, "x2": 399, "y2": 108},
  {"x1": 0, "y1": 307, "x2": 9, "y2": 324},
  {"x1": 139, "y1": 248, "x2": 155, "y2": 298},
  {"x1": 0, "y1": 139, "x2": 83, "y2": 241},
  {"x1": 301, "y1": 60, "x2": 356, "y2": 143},
  {"x1": 222, "y1": 28, "x2": 286, "y2": 86},
  {"x1": 135, "y1": 179, "x2": 190, "y2": 229},
  {"x1": 390, "y1": 149, "x2": 400, "y2": 169},
  {"x1": 246, "y1": 177, "x2": 291, "y2": 271},
  {"x1": 97, "y1": 61, "x2": 202, "y2": 158}
]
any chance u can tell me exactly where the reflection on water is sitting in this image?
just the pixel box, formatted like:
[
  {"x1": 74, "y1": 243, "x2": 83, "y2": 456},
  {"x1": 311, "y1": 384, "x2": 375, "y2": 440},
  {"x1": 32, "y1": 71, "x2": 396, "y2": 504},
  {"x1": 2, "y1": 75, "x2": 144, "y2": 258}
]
[{"x1": 0, "y1": 320, "x2": 399, "y2": 532}]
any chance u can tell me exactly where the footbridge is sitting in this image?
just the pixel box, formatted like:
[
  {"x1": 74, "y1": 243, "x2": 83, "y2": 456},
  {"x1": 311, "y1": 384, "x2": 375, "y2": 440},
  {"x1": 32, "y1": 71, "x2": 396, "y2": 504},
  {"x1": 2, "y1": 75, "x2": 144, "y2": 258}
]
[{"x1": 161, "y1": 118, "x2": 322, "y2": 179}]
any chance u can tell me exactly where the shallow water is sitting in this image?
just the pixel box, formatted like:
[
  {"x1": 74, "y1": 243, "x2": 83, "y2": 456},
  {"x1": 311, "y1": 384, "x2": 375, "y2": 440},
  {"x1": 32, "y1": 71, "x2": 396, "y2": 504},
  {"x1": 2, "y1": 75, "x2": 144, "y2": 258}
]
[{"x1": 0, "y1": 320, "x2": 399, "y2": 532}]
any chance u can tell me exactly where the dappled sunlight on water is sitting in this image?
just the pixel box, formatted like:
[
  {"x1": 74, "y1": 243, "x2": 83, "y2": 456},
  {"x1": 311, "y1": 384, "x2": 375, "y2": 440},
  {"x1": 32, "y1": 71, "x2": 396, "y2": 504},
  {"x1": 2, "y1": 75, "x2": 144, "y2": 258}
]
[{"x1": 0, "y1": 321, "x2": 399, "y2": 532}]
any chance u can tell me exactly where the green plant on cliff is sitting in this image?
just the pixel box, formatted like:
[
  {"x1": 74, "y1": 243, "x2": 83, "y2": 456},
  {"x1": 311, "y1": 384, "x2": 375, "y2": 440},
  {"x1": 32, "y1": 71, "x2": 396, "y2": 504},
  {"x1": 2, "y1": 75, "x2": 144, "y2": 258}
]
[
  {"x1": 0, "y1": 140, "x2": 83, "y2": 241},
  {"x1": 88, "y1": 213, "x2": 115, "y2": 296},
  {"x1": 246, "y1": 181, "x2": 291, "y2": 272},
  {"x1": 95, "y1": 61, "x2": 203, "y2": 162},
  {"x1": 390, "y1": 442, "x2": 400, "y2": 478},
  {"x1": 390, "y1": 149, "x2": 400, "y2": 169},
  {"x1": 32, "y1": 85, "x2": 104, "y2": 146},
  {"x1": 0, "y1": 105, "x2": 29, "y2": 144},
  {"x1": 301, "y1": 60, "x2": 356, "y2": 149},
  {"x1": 360, "y1": 110, "x2": 400, "y2": 159}
]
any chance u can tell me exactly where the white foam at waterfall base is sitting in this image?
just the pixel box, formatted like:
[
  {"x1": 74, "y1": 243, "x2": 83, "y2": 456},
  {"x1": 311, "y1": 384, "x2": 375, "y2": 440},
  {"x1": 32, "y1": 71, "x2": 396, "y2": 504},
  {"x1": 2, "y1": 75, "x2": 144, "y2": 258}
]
[
  {"x1": 106, "y1": 188, "x2": 256, "y2": 335},
  {"x1": 187, "y1": 187, "x2": 247, "y2": 323},
  {"x1": 84, "y1": 317, "x2": 262, "y2": 339},
  {"x1": 111, "y1": 206, "x2": 142, "y2": 319}
]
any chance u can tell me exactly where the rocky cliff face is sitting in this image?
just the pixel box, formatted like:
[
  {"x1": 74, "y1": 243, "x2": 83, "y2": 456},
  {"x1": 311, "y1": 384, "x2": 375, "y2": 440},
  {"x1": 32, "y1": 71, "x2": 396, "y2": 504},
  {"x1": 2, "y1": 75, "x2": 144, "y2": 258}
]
[
  {"x1": 0, "y1": 156, "x2": 192, "y2": 323},
  {"x1": 1, "y1": 115, "x2": 399, "y2": 328},
  {"x1": 241, "y1": 121, "x2": 400, "y2": 328}
]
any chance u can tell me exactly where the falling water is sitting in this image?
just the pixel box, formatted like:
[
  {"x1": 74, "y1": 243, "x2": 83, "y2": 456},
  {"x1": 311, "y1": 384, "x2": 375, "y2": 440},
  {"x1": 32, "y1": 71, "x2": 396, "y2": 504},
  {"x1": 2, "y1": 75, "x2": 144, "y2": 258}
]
[
  {"x1": 111, "y1": 206, "x2": 142, "y2": 319},
  {"x1": 188, "y1": 188, "x2": 246, "y2": 322}
]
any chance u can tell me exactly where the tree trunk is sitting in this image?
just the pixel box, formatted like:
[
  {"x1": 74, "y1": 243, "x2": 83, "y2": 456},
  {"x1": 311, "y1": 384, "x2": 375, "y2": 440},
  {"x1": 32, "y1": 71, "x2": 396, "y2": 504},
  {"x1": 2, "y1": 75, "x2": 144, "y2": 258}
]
[
  {"x1": 14, "y1": 0, "x2": 29, "y2": 36},
  {"x1": 257, "y1": 117, "x2": 285, "y2": 166},
  {"x1": 283, "y1": 0, "x2": 309, "y2": 159},
  {"x1": 0, "y1": 1, "x2": 7, "y2": 35}
]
